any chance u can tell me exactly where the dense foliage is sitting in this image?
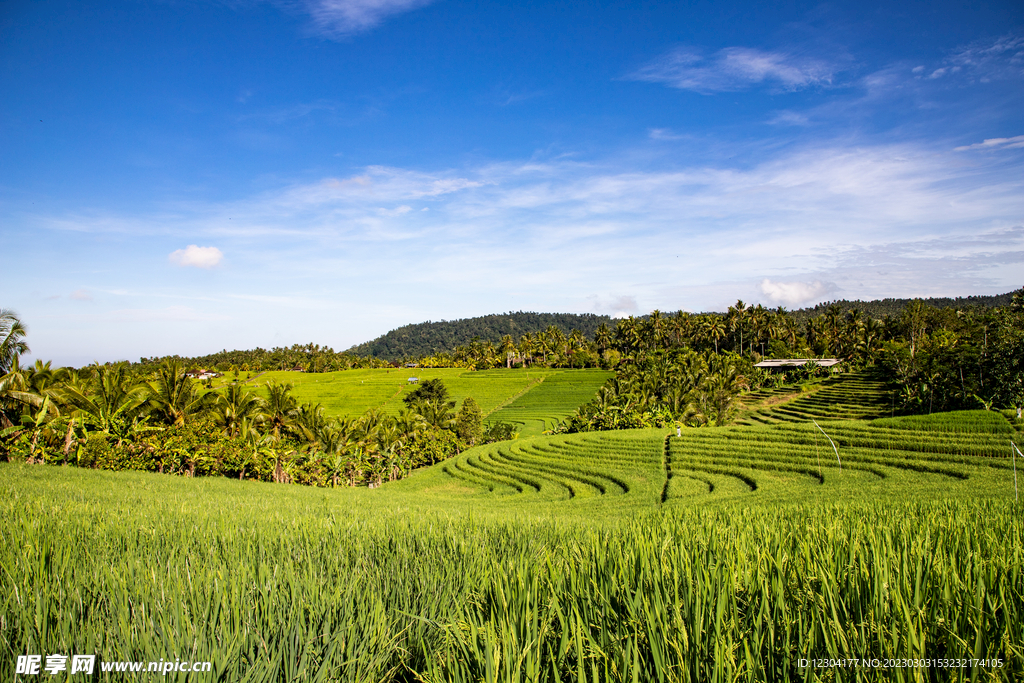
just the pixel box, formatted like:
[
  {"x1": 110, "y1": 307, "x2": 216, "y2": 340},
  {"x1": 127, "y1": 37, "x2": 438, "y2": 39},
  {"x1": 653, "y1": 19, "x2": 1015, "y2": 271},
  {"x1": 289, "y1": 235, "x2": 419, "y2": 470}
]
[
  {"x1": 0, "y1": 353, "x2": 515, "y2": 487},
  {"x1": 786, "y1": 291, "x2": 1013, "y2": 326},
  {"x1": 347, "y1": 311, "x2": 613, "y2": 360}
]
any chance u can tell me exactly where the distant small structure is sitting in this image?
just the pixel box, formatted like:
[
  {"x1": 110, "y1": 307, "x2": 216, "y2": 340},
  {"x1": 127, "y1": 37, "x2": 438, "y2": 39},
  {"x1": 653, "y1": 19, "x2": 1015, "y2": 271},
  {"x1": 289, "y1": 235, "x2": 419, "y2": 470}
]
[
  {"x1": 404, "y1": 362, "x2": 419, "y2": 368},
  {"x1": 407, "y1": 377, "x2": 419, "y2": 383},
  {"x1": 185, "y1": 369, "x2": 219, "y2": 380},
  {"x1": 754, "y1": 358, "x2": 841, "y2": 372}
]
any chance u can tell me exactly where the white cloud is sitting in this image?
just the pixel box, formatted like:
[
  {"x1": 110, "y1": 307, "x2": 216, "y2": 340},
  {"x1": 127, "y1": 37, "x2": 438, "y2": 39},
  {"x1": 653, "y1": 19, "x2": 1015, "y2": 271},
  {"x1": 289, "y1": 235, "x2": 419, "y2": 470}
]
[
  {"x1": 590, "y1": 295, "x2": 639, "y2": 317},
  {"x1": 954, "y1": 135, "x2": 1024, "y2": 152},
  {"x1": 169, "y1": 245, "x2": 223, "y2": 268},
  {"x1": 631, "y1": 46, "x2": 836, "y2": 93},
  {"x1": 70, "y1": 289, "x2": 93, "y2": 301},
  {"x1": 759, "y1": 279, "x2": 834, "y2": 307},
  {"x1": 302, "y1": 0, "x2": 435, "y2": 37}
]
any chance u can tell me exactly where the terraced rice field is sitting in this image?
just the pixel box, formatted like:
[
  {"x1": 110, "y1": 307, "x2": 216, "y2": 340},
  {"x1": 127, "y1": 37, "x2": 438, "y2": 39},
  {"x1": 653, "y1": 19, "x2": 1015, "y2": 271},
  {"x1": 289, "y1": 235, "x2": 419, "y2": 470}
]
[
  {"x1": 483, "y1": 369, "x2": 614, "y2": 435},
  {"x1": 229, "y1": 368, "x2": 609, "y2": 422},
  {"x1": 436, "y1": 371, "x2": 1021, "y2": 510},
  {"x1": 739, "y1": 369, "x2": 893, "y2": 424}
]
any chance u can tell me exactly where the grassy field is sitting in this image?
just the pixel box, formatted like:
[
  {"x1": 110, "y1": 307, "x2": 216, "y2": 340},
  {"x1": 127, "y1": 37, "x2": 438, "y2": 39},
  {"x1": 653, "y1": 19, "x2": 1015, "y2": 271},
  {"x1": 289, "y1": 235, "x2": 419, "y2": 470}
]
[
  {"x1": 483, "y1": 370, "x2": 614, "y2": 436},
  {"x1": 3, "y1": 370, "x2": 1023, "y2": 681},
  {"x1": 222, "y1": 368, "x2": 610, "y2": 425}
]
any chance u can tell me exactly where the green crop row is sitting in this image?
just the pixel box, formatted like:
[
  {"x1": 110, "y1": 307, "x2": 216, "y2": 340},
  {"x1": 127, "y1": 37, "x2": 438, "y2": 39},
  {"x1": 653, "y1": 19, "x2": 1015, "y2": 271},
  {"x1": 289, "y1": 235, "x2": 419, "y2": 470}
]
[{"x1": 7, "y1": 464, "x2": 1020, "y2": 682}]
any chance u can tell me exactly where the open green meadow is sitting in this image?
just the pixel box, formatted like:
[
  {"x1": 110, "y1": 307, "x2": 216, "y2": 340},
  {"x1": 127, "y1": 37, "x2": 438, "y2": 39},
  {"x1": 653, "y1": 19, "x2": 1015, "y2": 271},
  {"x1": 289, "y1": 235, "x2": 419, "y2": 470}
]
[
  {"x1": 228, "y1": 368, "x2": 611, "y2": 427},
  {"x1": 3, "y1": 371, "x2": 1023, "y2": 681}
]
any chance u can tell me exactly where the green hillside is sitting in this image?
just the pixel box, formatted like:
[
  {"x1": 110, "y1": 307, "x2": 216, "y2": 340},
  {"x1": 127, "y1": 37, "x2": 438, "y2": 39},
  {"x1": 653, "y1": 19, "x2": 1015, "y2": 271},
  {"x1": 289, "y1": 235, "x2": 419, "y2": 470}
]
[
  {"x1": 785, "y1": 290, "x2": 1013, "y2": 326},
  {"x1": 347, "y1": 311, "x2": 613, "y2": 360}
]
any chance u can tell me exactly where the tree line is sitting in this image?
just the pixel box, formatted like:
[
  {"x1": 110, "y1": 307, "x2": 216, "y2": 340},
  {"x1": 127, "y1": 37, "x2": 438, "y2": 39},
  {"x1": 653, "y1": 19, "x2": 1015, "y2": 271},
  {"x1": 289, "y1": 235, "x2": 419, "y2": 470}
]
[
  {"x1": 0, "y1": 314, "x2": 514, "y2": 487},
  {"x1": 133, "y1": 342, "x2": 391, "y2": 375}
]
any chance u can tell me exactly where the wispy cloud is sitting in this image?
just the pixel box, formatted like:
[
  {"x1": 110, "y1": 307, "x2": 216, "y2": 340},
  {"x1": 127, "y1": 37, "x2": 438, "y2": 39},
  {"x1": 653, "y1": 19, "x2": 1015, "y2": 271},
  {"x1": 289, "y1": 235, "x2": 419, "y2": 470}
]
[
  {"x1": 70, "y1": 289, "x2": 93, "y2": 301},
  {"x1": 630, "y1": 46, "x2": 836, "y2": 93},
  {"x1": 300, "y1": 0, "x2": 436, "y2": 37},
  {"x1": 648, "y1": 128, "x2": 687, "y2": 141},
  {"x1": 908, "y1": 34, "x2": 1024, "y2": 84},
  {"x1": 946, "y1": 34, "x2": 1024, "y2": 80},
  {"x1": 766, "y1": 110, "x2": 811, "y2": 126},
  {"x1": 955, "y1": 135, "x2": 1024, "y2": 152}
]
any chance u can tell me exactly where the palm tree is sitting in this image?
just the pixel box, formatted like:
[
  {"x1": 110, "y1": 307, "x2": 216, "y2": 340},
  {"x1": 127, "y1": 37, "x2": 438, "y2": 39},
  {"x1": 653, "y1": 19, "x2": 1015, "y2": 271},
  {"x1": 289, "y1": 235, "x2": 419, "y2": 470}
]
[
  {"x1": 649, "y1": 310, "x2": 664, "y2": 350},
  {"x1": 615, "y1": 317, "x2": 641, "y2": 354},
  {"x1": 61, "y1": 363, "x2": 151, "y2": 445},
  {"x1": 0, "y1": 358, "x2": 44, "y2": 428},
  {"x1": 594, "y1": 323, "x2": 611, "y2": 355},
  {"x1": 265, "y1": 381, "x2": 298, "y2": 442},
  {"x1": 518, "y1": 333, "x2": 535, "y2": 367},
  {"x1": 146, "y1": 360, "x2": 212, "y2": 427},
  {"x1": 416, "y1": 397, "x2": 455, "y2": 429},
  {"x1": 293, "y1": 402, "x2": 329, "y2": 447},
  {"x1": 0, "y1": 310, "x2": 29, "y2": 375},
  {"x1": 699, "y1": 316, "x2": 726, "y2": 354},
  {"x1": 212, "y1": 383, "x2": 266, "y2": 436},
  {"x1": 669, "y1": 311, "x2": 690, "y2": 348},
  {"x1": 500, "y1": 335, "x2": 516, "y2": 369},
  {"x1": 726, "y1": 301, "x2": 747, "y2": 354}
]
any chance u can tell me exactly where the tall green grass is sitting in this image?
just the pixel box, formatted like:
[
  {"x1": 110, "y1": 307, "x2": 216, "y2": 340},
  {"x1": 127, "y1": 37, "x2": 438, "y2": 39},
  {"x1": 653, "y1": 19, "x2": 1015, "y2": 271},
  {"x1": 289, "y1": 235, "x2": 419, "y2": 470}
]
[{"x1": 1, "y1": 463, "x2": 1020, "y2": 682}]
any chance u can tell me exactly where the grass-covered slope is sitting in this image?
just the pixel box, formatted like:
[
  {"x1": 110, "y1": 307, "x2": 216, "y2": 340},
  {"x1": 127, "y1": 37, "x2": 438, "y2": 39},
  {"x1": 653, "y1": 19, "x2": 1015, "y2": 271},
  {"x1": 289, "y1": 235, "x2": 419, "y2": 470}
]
[
  {"x1": 739, "y1": 368, "x2": 893, "y2": 424},
  {"x1": 431, "y1": 409, "x2": 1020, "y2": 511},
  {"x1": 482, "y1": 369, "x2": 614, "y2": 435},
  {"x1": 231, "y1": 367, "x2": 610, "y2": 422}
]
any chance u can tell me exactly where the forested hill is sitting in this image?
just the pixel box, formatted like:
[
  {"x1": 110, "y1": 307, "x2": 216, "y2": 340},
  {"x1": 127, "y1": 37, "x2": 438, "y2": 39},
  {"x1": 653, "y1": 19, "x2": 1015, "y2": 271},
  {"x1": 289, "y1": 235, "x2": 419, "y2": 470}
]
[
  {"x1": 347, "y1": 312, "x2": 613, "y2": 361},
  {"x1": 786, "y1": 291, "x2": 1014, "y2": 325}
]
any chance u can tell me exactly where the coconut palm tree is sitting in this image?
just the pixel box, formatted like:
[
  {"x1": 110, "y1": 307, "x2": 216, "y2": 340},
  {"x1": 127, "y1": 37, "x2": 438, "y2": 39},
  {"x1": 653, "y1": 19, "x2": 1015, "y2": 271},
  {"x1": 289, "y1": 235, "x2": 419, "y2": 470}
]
[
  {"x1": 0, "y1": 310, "x2": 29, "y2": 375},
  {"x1": 0, "y1": 358, "x2": 44, "y2": 428},
  {"x1": 61, "y1": 363, "x2": 151, "y2": 445},
  {"x1": 146, "y1": 360, "x2": 212, "y2": 427},
  {"x1": 699, "y1": 316, "x2": 726, "y2": 354},
  {"x1": 265, "y1": 381, "x2": 298, "y2": 442},
  {"x1": 499, "y1": 335, "x2": 516, "y2": 369},
  {"x1": 518, "y1": 333, "x2": 535, "y2": 367},
  {"x1": 594, "y1": 323, "x2": 611, "y2": 355},
  {"x1": 212, "y1": 383, "x2": 266, "y2": 437}
]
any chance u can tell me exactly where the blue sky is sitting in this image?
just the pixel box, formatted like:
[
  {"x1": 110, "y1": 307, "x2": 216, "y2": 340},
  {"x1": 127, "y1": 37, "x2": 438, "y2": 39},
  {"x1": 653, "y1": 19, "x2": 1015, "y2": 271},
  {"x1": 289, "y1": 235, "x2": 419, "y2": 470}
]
[{"x1": 2, "y1": 0, "x2": 1022, "y2": 366}]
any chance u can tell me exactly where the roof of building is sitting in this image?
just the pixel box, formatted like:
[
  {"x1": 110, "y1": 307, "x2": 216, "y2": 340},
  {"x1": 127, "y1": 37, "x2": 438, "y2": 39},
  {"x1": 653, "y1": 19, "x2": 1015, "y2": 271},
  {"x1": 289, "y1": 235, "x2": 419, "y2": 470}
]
[{"x1": 754, "y1": 358, "x2": 842, "y2": 368}]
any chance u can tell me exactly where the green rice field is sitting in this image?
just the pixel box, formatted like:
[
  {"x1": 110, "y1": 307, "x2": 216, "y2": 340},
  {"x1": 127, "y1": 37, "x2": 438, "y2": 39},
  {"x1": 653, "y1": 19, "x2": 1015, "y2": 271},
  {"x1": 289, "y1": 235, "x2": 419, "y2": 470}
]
[
  {"x1": 3, "y1": 370, "x2": 1023, "y2": 681},
  {"x1": 228, "y1": 368, "x2": 611, "y2": 426}
]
